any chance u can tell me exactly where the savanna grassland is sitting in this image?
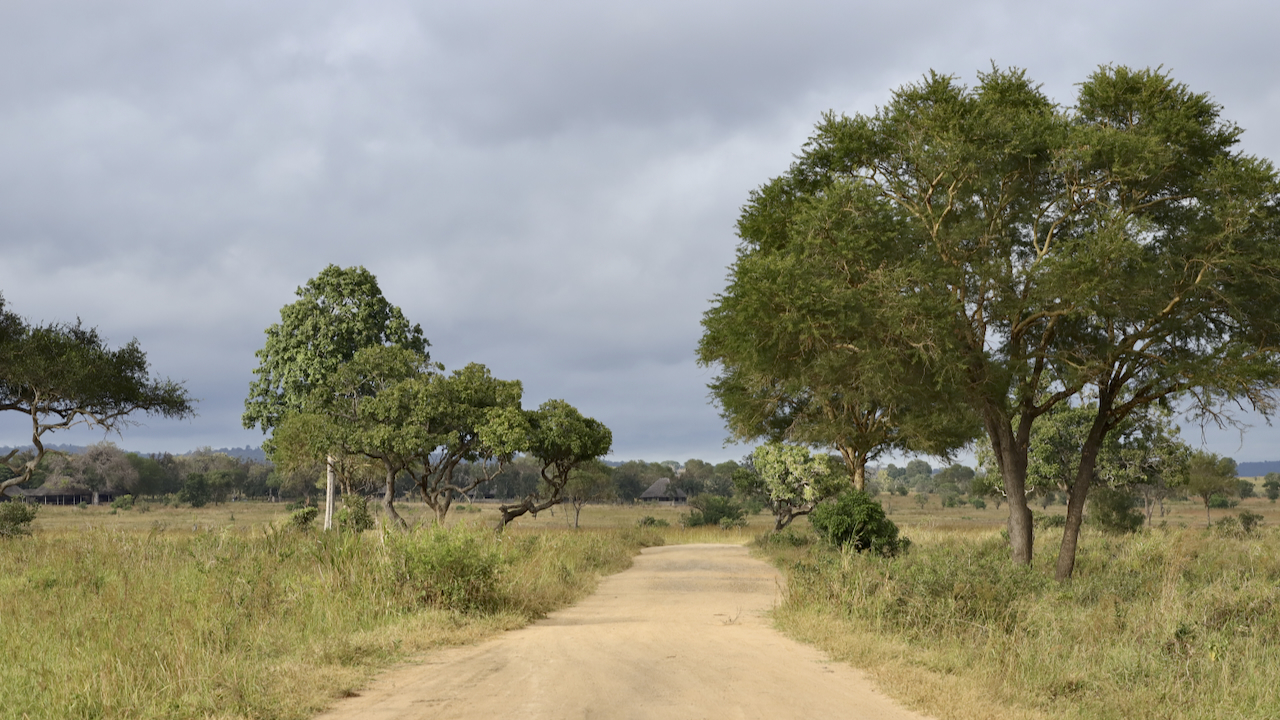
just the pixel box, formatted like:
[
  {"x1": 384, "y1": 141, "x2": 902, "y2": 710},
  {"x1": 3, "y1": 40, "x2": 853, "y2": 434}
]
[
  {"x1": 1, "y1": 502, "x2": 675, "y2": 720},
  {"x1": 6, "y1": 495, "x2": 1280, "y2": 720},
  {"x1": 759, "y1": 496, "x2": 1280, "y2": 720}
]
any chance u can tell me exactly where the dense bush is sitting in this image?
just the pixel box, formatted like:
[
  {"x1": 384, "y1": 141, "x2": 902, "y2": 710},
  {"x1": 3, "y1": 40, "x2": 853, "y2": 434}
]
[
  {"x1": 681, "y1": 494, "x2": 746, "y2": 528},
  {"x1": 0, "y1": 501, "x2": 37, "y2": 537},
  {"x1": 636, "y1": 515, "x2": 669, "y2": 528},
  {"x1": 336, "y1": 495, "x2": 376, "y2": 533},
  {"x1": 110, "y1": 494, "x2": 134, "y2": 510},
  {"x1": 1088, "y1": 486, "x2": 1145, "y2": 534},
  {"x1": 288, "y1": 506, "x2": 319, "y2": 530},
  {"x1": 809, "y1": 491, "x2": 908, "y2": 557},
  {"x1": 387, "y1": 526, "x2": 505, "y2": 612},
  {"x1": 178, "y1": 473, "x2": 211, "y2": 508}
]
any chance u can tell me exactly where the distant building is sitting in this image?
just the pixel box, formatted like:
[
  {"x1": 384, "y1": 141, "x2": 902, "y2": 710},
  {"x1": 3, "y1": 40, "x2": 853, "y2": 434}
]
[{"x1": 639, "y1": 478, "x2": 687, "y2": 504}]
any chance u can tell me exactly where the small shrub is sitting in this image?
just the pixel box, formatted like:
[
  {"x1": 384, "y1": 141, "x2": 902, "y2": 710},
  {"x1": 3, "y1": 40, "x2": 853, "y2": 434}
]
[
  {"x1": 110, "y1": 495, "x2": 134, "y2": 510},
  {"x1": 759, "y1": 528, "x2": 812, "y2": 547},
  {"x1": 719, "y1": 515, "x2": 747, "y2": 529},
  {"x1": 637, "y1": 515, "x2": 669, "y2": 528},
  {"x1": 1208, "y1": 494, "x2": 1232, "y2": 509},
  {"x1": 682, "y1": 495, "x2": 746, "y2": 528},
  {"x1": 970, "y1": 497, "x2": 987, "y2": 510},
  {"x1": 0, "y1": 501, "x2": 38, "y2": 537},
  {"x1": 288, "y1": 506, "x2": 319, "y2": 530},
  {"x1": 76, "y1": 501, "x2": 88, "y2": 510},
  {"x1": 1239, "y1": 510, "x2": 1264, "y2": 535},
  {"x1": 336, "y1": 495, "x2": 376, "y2": 533},
  {"x1": 809, "y1": 491, "x2": 909, "y2": 557},
  {"x1": 941, "y1": 493, "x2": 960, "y2": 509}
]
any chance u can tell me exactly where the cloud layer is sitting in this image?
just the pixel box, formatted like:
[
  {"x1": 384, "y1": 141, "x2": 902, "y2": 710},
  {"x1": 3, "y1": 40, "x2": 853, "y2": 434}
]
[{"x1": 2, "y1": 0, "x2": 1279, "y2": 461}]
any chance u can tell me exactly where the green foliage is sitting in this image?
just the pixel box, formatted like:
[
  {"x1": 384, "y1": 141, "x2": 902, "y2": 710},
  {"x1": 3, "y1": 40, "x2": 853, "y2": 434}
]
[
  {"x1": 178, "y1": 473, "x2": 211, "y2": 508},
  {"x1": 1188, "y1": 452, "x2": 1239, "y2": 525},
  {"x1": 109, "y1": 494, "x2": 134, "y2": 510},
  {"x1": 0, "y1": 294, "x2": 194, "y2": 494},
  {"x1": 243, "y1": 265, "x2": 428, "y2": 437},
  {"x1": 336, "y1": 495, "x2": 376, "y2": 534},
  {"x1": 1265, "y1": 473, "x2": 1280, "y2": 502},
  {"x1": 768, "y1": 526, "x2": 1280, "y2": 720},
  {"x1": 681, "y1": 494, "x2": 746, "y2": 528},
  {"x1": 969, "y1": 497, "x2": 986, "y2": 510},
  {"x1": 1208, "y1": 494, "x2": 1234, "y2": 509},
  {"x1": 809, "y1": 491, "x2": 908, "y2": 557},
  {"x1": 0, "y1": 501, "x2": 37, "y2": 537},
  {"x1": 387, "y1": 526, "x2": 504, "y2": 612},
  {"x1": 747, "y1": 443, "x2": 843, "y2": 531},
  {"x1": 288, "y1": 506, "x2": 319, "y2": 530},
  {"x1": 1237, "y1": 479, "x2": 1256, "y2": 499},
  {"x1": 636, "y1": 516, "x2": 669, "y2": 528},
  {"x1": 1087, "y1": 487, "x2": 1145, "y2": 534}
]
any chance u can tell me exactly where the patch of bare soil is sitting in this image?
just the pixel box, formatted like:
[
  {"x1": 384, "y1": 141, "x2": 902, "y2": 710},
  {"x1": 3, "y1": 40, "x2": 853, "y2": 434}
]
[{"x1": 315, "y1": 543, "x2": 934, "y2": 720}]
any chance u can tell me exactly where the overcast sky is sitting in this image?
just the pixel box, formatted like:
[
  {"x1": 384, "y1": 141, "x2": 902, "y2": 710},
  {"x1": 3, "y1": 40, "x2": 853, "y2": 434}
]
[{"x1": 3, "y1": 0, "x2": 1279, "y2": 464}]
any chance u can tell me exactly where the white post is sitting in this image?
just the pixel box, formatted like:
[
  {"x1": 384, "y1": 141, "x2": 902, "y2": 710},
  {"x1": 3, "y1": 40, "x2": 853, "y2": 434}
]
[{"x1": 324, "y1": 455, "x2": 336, "y2": 531}]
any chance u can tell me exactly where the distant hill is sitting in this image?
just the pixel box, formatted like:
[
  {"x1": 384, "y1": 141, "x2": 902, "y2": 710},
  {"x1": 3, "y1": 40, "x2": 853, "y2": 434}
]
[{"x1": 1237, "y1": 461, "x2": 1280, "y2": 478}]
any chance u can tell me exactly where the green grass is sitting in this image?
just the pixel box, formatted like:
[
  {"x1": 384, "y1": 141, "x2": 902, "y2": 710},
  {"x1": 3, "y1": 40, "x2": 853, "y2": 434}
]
[
  {"x1": 757, "y1": 521, "x2": 1280, "y2": 720},
  {"x1": 0, "y1": 517, "x2": 663, "y2": 720}
]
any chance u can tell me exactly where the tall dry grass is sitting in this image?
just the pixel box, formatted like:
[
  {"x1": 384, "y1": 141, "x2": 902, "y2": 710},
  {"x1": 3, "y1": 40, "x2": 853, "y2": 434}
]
[
  {"x1": 760, "y1": 522, "x2": 1280, "y2": 720},
  {"x1": 0, "y1": 522, "x2": 661, "y2": 720}
]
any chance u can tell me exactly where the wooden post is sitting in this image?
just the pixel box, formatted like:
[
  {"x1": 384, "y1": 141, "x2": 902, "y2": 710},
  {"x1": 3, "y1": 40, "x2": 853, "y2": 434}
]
[{"x1": 324, "y1": 455, "x2": 336, "y2": 531}]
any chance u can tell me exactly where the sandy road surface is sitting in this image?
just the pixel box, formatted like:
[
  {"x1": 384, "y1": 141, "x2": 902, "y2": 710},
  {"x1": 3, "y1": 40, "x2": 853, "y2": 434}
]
[{"x1": 315, "y1": 543, "x2": 933, "y2": 720}]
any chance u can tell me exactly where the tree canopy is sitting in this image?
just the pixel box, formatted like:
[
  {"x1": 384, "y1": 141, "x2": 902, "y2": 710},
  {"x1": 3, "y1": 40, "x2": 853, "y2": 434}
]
[
  {"x1": 0, "y1": 294, "x2": 195, "y2": 493},
  {"x1": 243, "y1": 264, "x2": 429, "y2": 438},
  {"x1": 704, "y1": 65, "x2": 1280, "y2": 577}
]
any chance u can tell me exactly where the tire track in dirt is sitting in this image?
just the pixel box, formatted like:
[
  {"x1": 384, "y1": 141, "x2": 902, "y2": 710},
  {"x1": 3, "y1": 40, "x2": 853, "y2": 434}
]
[{"x1": 315, "y1": 543, "x2": 934, "y2": 720}]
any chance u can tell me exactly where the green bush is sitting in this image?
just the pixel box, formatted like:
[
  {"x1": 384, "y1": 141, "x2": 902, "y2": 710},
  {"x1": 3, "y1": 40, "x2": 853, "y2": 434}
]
[
  {"x1": 1208, "y1": 493, "x2": 1234, "y2": 509},
  {"x1": 969, "y1": 497, "x2": 986, "y2": 510},
  {"x1": 1088, "y1": 487, "x2": 1145, "y2": 534},
  {"x1": 758, "y1": 528, "x2": 812, "y2": 547},
  {"x1": 0, "y1": 502, "x2": 38, "y2": 537},
  {"x1": 178, "y1": 473, "x2": 211, "y2": 508},
  {"x1": 809, "y1": 491, "x2": 908, "y2": 557},
  {"x1": 110, "y1": 494, "x2": 134, "y2": 510},
  {"x1": 387, "y1": 526, "x2": 504, "y2": 612},
  {"x1": 288, "y1": 506, "x2": 319, "y2": 530},
  {"x1": 681, "y1": 495, "x2": 746, "y2": 528},
  {"x1": 636, "y1": 515, "x2": 669, "y2": 528},
  {"x1": 1239, "y1": 510, "x2": 1264, "y2": 535},
  {"x1": 1033, "y1": 512, "x2": 1067, "y2": 528},
  {"x1": 336, "y1": 495, "x2": 376, "y2": 533}
]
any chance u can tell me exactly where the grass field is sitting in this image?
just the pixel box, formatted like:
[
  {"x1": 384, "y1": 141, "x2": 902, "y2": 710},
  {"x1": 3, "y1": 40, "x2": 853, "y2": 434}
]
[{"x1": 9, "y1": 494, "x2": 1280, "y2": 719}]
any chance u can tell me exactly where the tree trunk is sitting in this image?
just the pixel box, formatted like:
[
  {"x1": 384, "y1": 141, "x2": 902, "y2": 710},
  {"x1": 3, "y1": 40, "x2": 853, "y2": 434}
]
[
  {"x1": 573, "y1": 503, "x2": 582, "y2": 529},
  {"x1": 1055, "y1": 415, "x2": 1108, "y2": 581},
  {"x1": 92, "y1": 490, "x2": 100, "y2": 506},
  {"x1": 324, "y1": 455, "x2": 335, "y2": 531},
  {"x1": 837, "y1": 445, "x2": 868, "y2": 492},
  {"x1": 382, "y1": 468, "x2": 405, "y2": 529},
  {"x1": 988, "y1": 416, "x2": 1033, "y2": 565}
]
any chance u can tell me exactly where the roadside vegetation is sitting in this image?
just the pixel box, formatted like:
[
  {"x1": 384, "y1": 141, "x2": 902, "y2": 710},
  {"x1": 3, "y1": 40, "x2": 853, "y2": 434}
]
[
  {"x1": 0, "y1": 516, "x2": 662, "y2": 720},
  {"x1": 757, "y1": 516, "x2": 1280, "y2": 720}
]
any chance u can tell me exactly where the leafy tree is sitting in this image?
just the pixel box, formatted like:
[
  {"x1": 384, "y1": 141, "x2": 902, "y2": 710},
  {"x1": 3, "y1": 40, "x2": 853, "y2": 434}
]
[
  {"x1": 0, "y1": 294, "x2": 194, "y2": 496},
  {"x1": 1263, "y1": 473, "x2": 1280, "y2": 503},
  {"x1": 243, "y1": 265, "x2": 428, "y2": 437},
  {"x1": 746, "y1": 443, "x2": 844, "y2": 531},
  {"x1": 178, "y1": 473, "x2": 211, "y2": 508},
  {"x1": 563, "y1": 459, "x2": 614, "y2": 528},
  {"x1": 1237, "y1": 479, "x2": 1256, "y2": 499},
  {"x1": 244, "y1": 266, "x2": 428, "y2": 526},
  {"x1": 1087, "y1": 486, "x2": 1145, "y2": 534},
  {"x1": 0, "y1": 501, "x2": 37, "y2": 537},
  {"x1": 699, "y1": 240, "x2": 976, "y2": 491},
  {"x1": 496, "y1": 400, "x2": 612, "y2": 530},
  {"x1": 1187, "y1": 452, "x2": 1239, "y2": 526},
  {"x1": 53, "y1": 442, "x2": 138, "y2": 505},
  {"x1": 714, "y1": 66, "x2": 1280, "y2": 579}
]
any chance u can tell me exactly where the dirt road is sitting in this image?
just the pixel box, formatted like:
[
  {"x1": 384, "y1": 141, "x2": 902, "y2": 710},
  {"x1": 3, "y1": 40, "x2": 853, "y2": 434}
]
[{"x1": 315, "y1": 543, "x2": 933, "y2": 720}]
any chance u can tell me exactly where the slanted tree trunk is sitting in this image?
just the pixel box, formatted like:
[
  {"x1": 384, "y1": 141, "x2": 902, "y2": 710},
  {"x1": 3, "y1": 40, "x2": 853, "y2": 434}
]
[
  {"x1": 382, "y1": 467, "x2": 405, "y2": 529},
  {"x1": 1055, "y1": 416, "x2": 1109, "y2": 581}
]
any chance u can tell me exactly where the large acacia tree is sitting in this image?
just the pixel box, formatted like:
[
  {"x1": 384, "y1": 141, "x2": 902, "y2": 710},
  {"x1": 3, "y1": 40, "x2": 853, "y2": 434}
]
[
  {"x1": 710, "y1": 66, "x2": 1280, "y2": 575},
  {"x1": 0, "y1": 294, "x2": 194, "y2": 494}
]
